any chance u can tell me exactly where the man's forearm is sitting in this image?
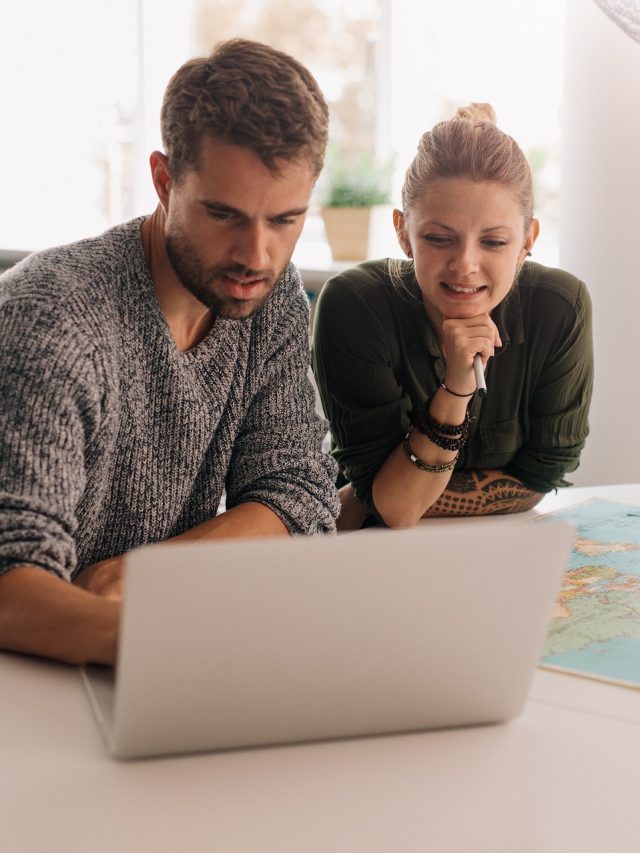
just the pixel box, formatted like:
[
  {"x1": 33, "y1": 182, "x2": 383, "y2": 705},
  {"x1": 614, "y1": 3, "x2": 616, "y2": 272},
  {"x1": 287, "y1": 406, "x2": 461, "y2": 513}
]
[
  {"x1": 422, "y1": 469, "x2": 544, "y2": 517},
  {"x1": 0, "y1": 566, "x2": 119, "y2": 665},
  {"x1": 1, "y1": 504, "x2": 287, "y2": 666},
  {"x1": 175, "y1": 500, "x2": 290, "y2": 541},
  {"x1": 75, "y1": 500, "x2": 290, "y2": 599}
]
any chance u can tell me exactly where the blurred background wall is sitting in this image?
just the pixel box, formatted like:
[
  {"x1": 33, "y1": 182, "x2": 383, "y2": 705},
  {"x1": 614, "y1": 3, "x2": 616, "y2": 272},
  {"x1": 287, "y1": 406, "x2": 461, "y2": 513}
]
[{"x1": 560, "y1": 0, "x2": 640, "y2": 485}]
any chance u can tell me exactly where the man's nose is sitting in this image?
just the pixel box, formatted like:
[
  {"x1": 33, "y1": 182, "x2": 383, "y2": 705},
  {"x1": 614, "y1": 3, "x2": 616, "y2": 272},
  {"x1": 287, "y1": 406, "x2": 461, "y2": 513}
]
[{"x1": 231, "y1": 223, "x2": 270, "y2": 272}]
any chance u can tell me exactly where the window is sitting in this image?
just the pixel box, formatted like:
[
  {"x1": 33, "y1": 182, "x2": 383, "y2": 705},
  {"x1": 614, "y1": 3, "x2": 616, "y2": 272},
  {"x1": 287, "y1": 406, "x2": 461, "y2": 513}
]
[
  {"x1": 387, "y1": 0, "x2": 564, "y2": 266},
  {"x1": 1, "y1": 0, "x2": 139, "y2": 251},
  {"x1": 1, "y1": 0, "x2": 563, "y2": 265}
]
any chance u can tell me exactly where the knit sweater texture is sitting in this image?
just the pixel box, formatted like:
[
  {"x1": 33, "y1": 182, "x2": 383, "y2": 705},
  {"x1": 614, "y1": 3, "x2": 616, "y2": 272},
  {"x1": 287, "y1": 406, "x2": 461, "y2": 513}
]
[{"x1": 0, "y1": 217, "x2": 339, "y2": 582}]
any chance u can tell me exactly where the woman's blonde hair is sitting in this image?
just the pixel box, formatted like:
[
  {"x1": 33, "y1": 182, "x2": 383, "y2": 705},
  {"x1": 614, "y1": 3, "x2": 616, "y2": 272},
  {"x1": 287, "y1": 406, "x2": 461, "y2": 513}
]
[{"x1": 400, "y1": 102, "x2": 534, "y2": 225}]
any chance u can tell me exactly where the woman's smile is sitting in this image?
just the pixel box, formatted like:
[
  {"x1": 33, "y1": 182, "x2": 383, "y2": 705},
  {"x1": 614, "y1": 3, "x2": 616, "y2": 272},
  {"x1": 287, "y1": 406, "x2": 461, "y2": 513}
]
[{"x1": 397, "y1": 177, "x2": 535, "y2": 325}]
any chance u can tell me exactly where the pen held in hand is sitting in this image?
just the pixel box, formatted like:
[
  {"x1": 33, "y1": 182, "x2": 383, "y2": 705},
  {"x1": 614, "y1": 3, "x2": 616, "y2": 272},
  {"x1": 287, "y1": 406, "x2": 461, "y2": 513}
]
[{"x1": 473, "y1": 354, "x2": 487, "y2": 399}]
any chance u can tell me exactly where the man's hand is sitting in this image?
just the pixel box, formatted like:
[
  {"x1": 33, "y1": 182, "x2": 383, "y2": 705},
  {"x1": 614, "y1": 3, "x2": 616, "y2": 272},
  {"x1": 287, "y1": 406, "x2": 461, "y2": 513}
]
[
  {"x1": 76, "y1": 503, "x2": 287, "y2": 596},
  {"x1": 74, "y1": 555, "x2": 125, "y2": 601},
  {"x1": 72, "y1": 503, "x2": 288, "y2": 599},
  {"x1": 0, "y1": 566, "x2": 119, "y2": 665},
  {"x1": 0, "y1": 503, "x2": 290, "y2": 666}
]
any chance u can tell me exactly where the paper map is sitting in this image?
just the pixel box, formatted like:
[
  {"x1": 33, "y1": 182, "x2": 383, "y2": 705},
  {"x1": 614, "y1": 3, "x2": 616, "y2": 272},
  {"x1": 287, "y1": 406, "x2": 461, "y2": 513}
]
[{"x1": 540, "y1": 499, "x2": 640, "y2": 688}]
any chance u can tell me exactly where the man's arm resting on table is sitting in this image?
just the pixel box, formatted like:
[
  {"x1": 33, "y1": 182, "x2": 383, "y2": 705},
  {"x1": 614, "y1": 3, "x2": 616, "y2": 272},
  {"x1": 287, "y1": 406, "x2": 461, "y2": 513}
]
[
  {"x1": 421, "y1": 469, "x2": 544, "y2": 517},
  {"x1": 0, "y1": 566, "x2": 119, "y2": 666},
  {"x1": 174, "y1": 500, "x2": 290, "y2": 542},
  {"x1": 75, "y1": 501, "x2": 289, "y2": 600},
  {"x1": 0, "y1": 502, "x2": 288, "y2": 666}
]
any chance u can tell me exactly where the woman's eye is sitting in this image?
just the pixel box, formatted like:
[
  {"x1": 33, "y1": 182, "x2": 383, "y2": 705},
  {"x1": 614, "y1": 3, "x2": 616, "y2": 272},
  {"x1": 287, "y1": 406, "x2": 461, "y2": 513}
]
[
  {"x1": 423, "y1": 234, "x2": 452, "y2": 245},
  {"x1": 482, "y1": 239, "x2": 508, "y2": 248}
]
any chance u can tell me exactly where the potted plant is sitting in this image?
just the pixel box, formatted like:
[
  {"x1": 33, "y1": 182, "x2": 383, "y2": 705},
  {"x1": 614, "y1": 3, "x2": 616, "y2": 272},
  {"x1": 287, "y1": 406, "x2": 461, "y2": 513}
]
[{"x1": 320, "y1": 149, "x2": 394, "y2": 261}]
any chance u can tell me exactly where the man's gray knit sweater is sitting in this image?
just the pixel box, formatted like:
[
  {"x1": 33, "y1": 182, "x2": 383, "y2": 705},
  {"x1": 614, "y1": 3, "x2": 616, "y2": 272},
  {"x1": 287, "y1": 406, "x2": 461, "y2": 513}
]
[{"x1": 0, "y1": 218, "x2": 339, "y2": 582}]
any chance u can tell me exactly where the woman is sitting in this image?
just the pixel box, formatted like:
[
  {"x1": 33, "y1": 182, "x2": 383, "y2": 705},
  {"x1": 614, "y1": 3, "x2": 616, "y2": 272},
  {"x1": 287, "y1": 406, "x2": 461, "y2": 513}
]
[{"x1": 313, "y1": 103, "x2": 593, "y2": 530}]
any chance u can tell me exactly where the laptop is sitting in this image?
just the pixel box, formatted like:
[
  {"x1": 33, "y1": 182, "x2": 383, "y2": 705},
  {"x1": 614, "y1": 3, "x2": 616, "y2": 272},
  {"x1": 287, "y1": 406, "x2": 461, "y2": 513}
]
[{"x1": 82, "y1": 520, "x2": 573, "y2": 760}]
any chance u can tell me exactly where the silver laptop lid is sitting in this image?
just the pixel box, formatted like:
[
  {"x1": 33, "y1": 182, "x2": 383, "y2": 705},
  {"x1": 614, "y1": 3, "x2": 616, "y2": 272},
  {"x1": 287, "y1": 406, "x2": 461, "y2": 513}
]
[{"x1": 89, "y1": 521, "x2": 572, "y2": 759}]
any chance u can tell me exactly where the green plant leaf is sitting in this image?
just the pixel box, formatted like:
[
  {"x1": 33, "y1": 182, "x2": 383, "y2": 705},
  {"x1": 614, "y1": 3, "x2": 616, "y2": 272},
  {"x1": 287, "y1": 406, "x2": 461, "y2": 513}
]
[{"x1": 323, "y1": 148, "x2": 393, "y2": 207}]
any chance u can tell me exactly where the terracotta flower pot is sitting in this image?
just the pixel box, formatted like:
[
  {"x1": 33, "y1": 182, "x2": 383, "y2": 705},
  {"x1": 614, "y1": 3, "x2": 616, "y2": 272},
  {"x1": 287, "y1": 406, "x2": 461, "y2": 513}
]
[{"x1": 321, "y1": 204, "x2": 395, "y2": 261}]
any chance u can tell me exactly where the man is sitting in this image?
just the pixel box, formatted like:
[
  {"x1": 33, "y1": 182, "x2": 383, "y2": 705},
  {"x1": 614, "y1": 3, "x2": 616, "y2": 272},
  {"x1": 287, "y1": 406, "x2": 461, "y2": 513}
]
[{"x1": 0, "y1": 39, "x2": 339, "y2": 666}]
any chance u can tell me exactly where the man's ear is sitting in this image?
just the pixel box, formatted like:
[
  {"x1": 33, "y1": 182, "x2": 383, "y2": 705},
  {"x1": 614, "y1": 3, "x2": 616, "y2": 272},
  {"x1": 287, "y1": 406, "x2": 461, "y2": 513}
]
[
  {"x1": 149, "y1": 151, "x2": 172, "y2": 210},
  {"x1": 393, "y1": 208, "x2": 412, "y2": 257}
]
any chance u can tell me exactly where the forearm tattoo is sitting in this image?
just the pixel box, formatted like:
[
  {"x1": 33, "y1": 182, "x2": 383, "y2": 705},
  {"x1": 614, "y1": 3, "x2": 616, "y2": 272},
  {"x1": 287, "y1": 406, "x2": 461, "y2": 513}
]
[{"x1": 423, "y1": 469, "x2": 543, "y2": 517}]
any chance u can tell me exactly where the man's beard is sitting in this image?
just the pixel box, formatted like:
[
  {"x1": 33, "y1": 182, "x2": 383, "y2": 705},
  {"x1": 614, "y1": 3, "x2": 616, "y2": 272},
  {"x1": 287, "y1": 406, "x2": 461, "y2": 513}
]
[{"x1": 165, "y1": 231, "x2": 280, "y2": 320}]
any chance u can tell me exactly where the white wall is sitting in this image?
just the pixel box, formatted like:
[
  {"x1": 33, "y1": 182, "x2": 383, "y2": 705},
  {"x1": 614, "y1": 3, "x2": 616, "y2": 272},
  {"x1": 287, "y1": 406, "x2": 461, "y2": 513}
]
[{"x1": 560, "y1": 0, "x2": 640, "y2": 485}]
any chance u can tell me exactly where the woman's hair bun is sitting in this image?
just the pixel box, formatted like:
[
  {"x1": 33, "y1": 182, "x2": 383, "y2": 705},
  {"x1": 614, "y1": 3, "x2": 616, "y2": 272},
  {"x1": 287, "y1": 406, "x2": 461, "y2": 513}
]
[{"x1": 454, "y1": 102, "x2": 497, "y2": 124}]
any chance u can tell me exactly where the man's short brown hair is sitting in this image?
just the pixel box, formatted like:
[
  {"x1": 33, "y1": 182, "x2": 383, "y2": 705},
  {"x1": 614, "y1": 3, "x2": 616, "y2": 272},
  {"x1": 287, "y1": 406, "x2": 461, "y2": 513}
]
[{"x1": 160, "y1": 38, "x2": 329, "y2": 180}]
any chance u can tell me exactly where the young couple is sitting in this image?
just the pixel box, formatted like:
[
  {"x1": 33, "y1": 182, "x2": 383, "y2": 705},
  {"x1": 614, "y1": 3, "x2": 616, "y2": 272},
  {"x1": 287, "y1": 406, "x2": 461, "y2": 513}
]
[{"x1": 0, "y1": 42, "x2": 592, "y2": 666}]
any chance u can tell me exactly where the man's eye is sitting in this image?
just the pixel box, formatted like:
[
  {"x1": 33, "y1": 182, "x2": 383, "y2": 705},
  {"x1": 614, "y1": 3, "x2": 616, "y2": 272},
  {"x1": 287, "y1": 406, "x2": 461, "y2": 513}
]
[
  {"x1": 208, "y1": 210, "x2": 234, "y2": 221},
  {"x1": 273, "y1": 217, "x2": 296, "y2": 226}
]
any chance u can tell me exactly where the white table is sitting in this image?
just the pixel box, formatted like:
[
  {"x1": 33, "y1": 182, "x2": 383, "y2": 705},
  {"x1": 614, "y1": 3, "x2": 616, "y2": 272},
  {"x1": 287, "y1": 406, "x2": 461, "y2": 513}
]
[{"x1": 2, "y1": 485, "x2": 640, "y2": 853}]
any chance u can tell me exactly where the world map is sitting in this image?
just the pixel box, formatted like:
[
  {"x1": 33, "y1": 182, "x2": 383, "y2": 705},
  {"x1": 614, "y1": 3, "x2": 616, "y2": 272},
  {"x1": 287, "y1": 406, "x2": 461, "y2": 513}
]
[{"x1": 540, "y1": 498, "x2": 640, "y2": 688}]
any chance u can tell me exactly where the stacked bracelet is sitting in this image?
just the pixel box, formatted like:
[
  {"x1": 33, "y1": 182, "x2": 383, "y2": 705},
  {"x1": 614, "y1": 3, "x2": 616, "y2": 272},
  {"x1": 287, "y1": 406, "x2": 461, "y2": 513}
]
[
  {"x1": 402, "y1": 431, "x2": 459, "y2": 473},
  {"x1": 411, "y1": 404, "x2": 470, "y2": 452}
]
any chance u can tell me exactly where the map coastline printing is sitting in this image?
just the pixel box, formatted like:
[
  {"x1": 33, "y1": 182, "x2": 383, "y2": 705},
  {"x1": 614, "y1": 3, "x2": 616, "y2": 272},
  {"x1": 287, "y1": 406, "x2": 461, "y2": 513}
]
[{"x1": 537, "y1": 498, "x2": 640, "y2": 689}]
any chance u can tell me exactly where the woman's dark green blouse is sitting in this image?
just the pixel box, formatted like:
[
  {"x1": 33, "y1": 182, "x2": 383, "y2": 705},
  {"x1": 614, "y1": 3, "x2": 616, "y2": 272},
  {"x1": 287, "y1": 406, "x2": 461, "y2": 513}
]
[{"x1": 312, "y1": 259, "x2": 593, "y2": 513}]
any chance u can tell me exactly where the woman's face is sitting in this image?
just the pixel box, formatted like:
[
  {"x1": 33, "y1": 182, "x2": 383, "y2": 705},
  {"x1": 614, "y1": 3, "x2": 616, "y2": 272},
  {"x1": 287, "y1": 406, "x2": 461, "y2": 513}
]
[{"x1": 394, "y1": 177, "x2": 538, "y2": 326}]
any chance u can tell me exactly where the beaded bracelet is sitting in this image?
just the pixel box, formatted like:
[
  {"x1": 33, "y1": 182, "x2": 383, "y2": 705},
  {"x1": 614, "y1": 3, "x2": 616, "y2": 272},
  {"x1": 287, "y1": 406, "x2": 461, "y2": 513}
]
[
  {"x1": 419, "y1": 423, "x2": 466, "y2": 452},
  {"x1": 419, "y1": 407, "x2": 470, "y2": 437},
  {"x1": 411, "y1": 406, "x2": 470, "y2": 452},
  {"x1": 402, "y1": 430, "x2": 459, "y2": 473}
]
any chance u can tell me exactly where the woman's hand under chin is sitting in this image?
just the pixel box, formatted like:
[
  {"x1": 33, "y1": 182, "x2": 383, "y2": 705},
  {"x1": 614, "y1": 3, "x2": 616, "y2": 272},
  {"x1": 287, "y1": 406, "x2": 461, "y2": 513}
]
[{"x1": 439, "y1": 312, "x2": 502, "y2": 395}]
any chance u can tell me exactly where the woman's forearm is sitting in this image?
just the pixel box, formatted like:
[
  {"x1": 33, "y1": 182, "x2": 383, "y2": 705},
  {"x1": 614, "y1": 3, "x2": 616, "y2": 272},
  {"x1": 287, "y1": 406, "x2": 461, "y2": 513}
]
[
  {"x1": 421, "y1": 469, "x2": 544, "y2": 517},
  {"x1": 372, "y1": 435, "x2": 457, "y2": 528},
  {"x1": 371, "y1": 387, "x2": 471, "y2": 528}
]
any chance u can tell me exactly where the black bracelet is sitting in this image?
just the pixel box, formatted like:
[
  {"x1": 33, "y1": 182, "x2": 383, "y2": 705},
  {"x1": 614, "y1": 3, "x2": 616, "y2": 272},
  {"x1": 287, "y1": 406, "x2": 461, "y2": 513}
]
[
  {"x1": 420, "y1": 407, "x2": 469, "y2": 437},
  {"x1": 418, "y1": 420, "x2": 467, "y2": 452},
  {"x1": 402, "y1": 431, "x2": 459, "y2": 473},
  {"x1": 411, "y1": 407, "x2": 467, "y2": 436},
  {"x1": 441, "y1": 381, "x2": 474, "y2": 398},
  {"x1": 411, "y1": 404, "x2": 470, "y2": 452}
]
